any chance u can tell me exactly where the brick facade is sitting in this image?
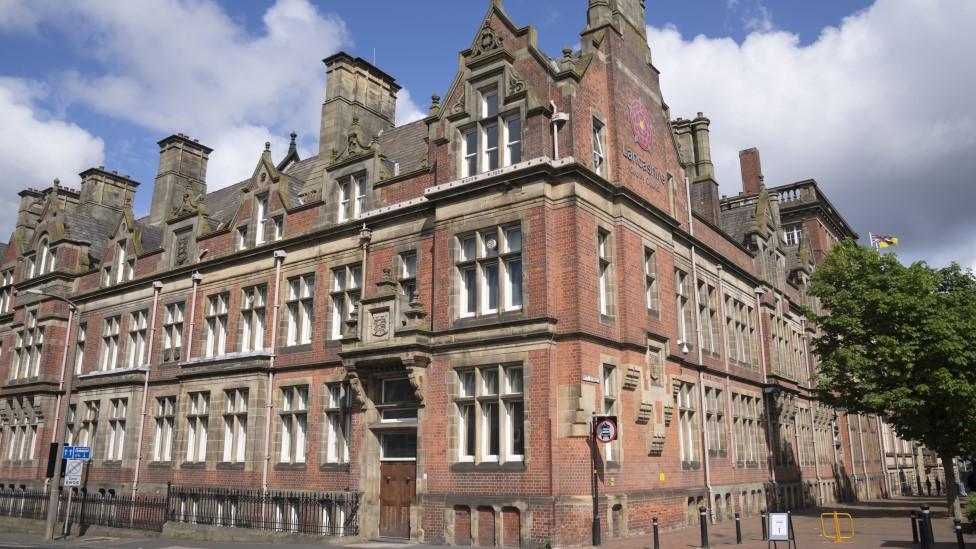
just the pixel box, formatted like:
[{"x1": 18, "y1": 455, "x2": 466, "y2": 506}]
[{"x1": 0, "y1": 1, "x2": 925, "y2": 546}]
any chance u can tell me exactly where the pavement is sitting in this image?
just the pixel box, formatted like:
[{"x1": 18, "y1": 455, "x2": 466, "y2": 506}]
[{"x1": 0, "y1": 496, "x2": 969, "y2": 549}]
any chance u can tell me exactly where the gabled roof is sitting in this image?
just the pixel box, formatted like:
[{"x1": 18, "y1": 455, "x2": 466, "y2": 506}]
[
  {"x1": 63, "y1": 206, "x2": 122, "y2": 262},
  {"x1": 205, "y1": 180, "x2": 249, "y2": 226}
]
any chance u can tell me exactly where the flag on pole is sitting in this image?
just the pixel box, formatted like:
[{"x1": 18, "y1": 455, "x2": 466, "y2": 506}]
[{"x1": 869, "y1": 233, "x2": 899, "y2": 249}]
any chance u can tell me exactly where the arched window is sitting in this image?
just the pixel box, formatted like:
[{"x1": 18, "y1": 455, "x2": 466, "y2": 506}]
[{"x1": 37, "y1": 236, "x2": 56, "y2": 275}]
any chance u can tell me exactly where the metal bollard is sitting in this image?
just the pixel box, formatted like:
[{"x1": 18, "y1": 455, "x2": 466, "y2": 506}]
[
  {"x1": 652, "y1": 517, "x2": 660, "y2": 549},
  {"x1": 735, "y1": 512, "x2": 742, "y2": 544},
  {"x1": 910, "y1": 511, "x2": 919, "y2": 544},
  {"x1": 921, "y1": 505, "x2": 934, "y2": 549},
  {"x1": 761, "y1": 508, "x2": 768, "y2": 540},
  {"x1": 699, "y1": 507, "x2": 710, "y2": 549},
  {"x1": 954, "y1": 519, "x2": 965, "y2": 549}
]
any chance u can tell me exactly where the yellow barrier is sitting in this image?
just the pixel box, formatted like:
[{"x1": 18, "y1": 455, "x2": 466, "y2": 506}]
[{"x1": 819, "y1": 511, "x2": 855, "y2": 542}]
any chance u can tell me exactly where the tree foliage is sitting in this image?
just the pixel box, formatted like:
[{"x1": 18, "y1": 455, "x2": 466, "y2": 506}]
[{"x1": 808, "y1": 240, "x2": 976, "y2": 517}]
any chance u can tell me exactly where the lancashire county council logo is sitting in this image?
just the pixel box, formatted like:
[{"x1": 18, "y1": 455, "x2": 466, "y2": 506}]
[{"x1": 628, "y1": 98, "x2": 654, "y2": 152}]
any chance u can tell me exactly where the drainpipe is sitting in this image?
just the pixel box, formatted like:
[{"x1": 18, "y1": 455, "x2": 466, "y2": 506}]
[
  {"x1": 845, "y1": 412, "x2": 859, "y2": 498},
  {"x1": 46, "y1": 305, "x2": 75, "y2": 494},
  {"x1": 184, "y1": 272, "x2": 204, "y2": 360},
  {"x1": 262, "y1": 249, "x2": 287, "y2": 495},
  {"x1": 550, "y1": 101, "x2": 569, "y2": 160},
  {"x1": 800, "y1": 319, "x2": 824, "y2": 504},
  {"x1": 755, "y1": 286, "x2": 777, "y2": 500},
  {"x1": 50, "y1": 306, "x2": 74, "y2": 445},
  {"x1": 877, "y1": 418, "x2": 892, "y2": 498},
  {"x1": 857, "y1": 415, "x2": 871, "y2": 498},
  {"x1": 684, "y1": 175, "x2": 714, "y2": 521},
  {"x1": 131, "y1": 281, "x2": 162, "y2": 513},
  {"x1": 716, "y1": 266, "x2": 737, "y2": 494}
]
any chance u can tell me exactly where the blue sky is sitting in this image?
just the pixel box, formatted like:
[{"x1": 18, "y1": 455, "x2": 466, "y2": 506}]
[{"x1": 1, "y1": 0, "x2": 974, "y2": 268}]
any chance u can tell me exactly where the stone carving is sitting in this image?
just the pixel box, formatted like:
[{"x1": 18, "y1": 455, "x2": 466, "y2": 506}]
[
  {"x1": 300, "y1": 187, "x2": 322, "y2": 204},
  {"x1": 371, "y1": 311, "x2": 389, "y2": 337},
  {"x1": 175, "y1": 235, "x2": 190, "y2": 266},
  {"x1": 171, "y1": 188, "x2": 203, "y2": 218},
  {"x1": 508, "y1": 74, "x2": 526, "y2": 96},
  {"x1": 451, "y1": 95, "x2": 466, "y2": 116},
  {"x1": 636, "y1": 400, "x2": 653, "y2": 424},
  {"x1": 649, "y1": 433, "x2": 666, "y2": 456},
  {"x1": 623, "y1": 366, "x2": 640, "y2": 391},
  {"x1": 405, "y1": 360, "x2": 428, "y2": 402},
  {"x1": 472, "y1": 22, "x2": 504, "y2": 57},
  {"x1": 663, "y1": 402, "x2": 674, "y2": 427}
]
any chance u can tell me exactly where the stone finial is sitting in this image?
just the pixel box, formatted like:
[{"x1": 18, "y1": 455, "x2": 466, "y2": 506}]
[
  {"x1": 264, "y1": 141, "x2": 271, "y2": 152},
  {"x1": 52, "y1": 178, "x2": 60, "y2": 188},
  {"x1": 431, "y1": 93, "x2": 440, "y2": 108},
  {"x1": 288, "y1": 132, "x2": 297, "y2": 153}
]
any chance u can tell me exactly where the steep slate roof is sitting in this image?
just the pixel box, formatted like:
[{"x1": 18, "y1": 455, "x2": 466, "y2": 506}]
[
  {"x1": 63, "y1": 206, "x2": 123, "y2": 263},
  {"x1": 719, "y1": 200, "x2": 757, "y2": 248},
  {"x1": 378, "y1": 119, "x2": 427, "y2": 174},
  {"x1": 136, "y1": 221, "x2": 163, "y2": 252},
  {"x1": 205, "y1": 180, "x2": 249, "y2": 226},
  {"x1": 282, "y1": 156, "x2": 317, "y2": 183}
]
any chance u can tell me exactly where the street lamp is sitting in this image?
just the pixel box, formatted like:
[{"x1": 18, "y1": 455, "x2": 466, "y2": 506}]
[{"x1": 18, "y1": 288, "x2": 79, "y2": 540}]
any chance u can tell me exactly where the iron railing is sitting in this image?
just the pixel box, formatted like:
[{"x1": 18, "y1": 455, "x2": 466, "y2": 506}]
[
  {"x1": 58, "y1": 490, "x2": 167, "y2": 532},
  {"x1": 0, "y1": 487, "x2": 48, "y2": 520},
  {"x1": 167, "y1": 485, "x2": 359, "y2": 536},
  {"x1": 0, "y1": 484, "x2": 358, "y2": 537}
]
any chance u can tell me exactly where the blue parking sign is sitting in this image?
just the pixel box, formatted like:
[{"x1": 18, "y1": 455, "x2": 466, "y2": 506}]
[{"x1": 62, "y1": 446, "x2": 91, "y2": 460}]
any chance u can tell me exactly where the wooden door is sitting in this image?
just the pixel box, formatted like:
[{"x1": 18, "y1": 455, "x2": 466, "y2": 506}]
[{"x1": 379, "y1": 461, "x2": 415, "y2": 538}]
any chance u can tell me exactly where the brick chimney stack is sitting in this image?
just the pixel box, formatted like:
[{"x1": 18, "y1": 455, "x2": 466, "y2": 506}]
[{"x1": 739, "y1": 147, "x2": 764, "y2": 195}]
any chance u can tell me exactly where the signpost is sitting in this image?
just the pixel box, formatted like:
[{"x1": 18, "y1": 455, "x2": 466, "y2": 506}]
[
  {"x1": 767, "y1": 512, "x2": 797, "y2": 548},
  {"x1": 59, "y1": 447, "x2": 89, "y2": 536},
  {"x1": 62, "y1": 446, "x2": 91, "y2": 460},
  {"x1": 590, "y1": 415, "x2": 618, "y2": 546}
]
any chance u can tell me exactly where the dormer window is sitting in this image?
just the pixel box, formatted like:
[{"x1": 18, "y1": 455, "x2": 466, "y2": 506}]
[
  {"x1": 37, "y1": 236, "x2": 55, "y2": 275},
  {"x1": 338, "y1": 175, "x2": 366, "y2": 222},
  {"x1": 460, "y1": 84, "x2": 522, "y2": 177},
  {"x1": 255, "y1": 194, "x2": 269, "y2": 245},
  {"x1": 24, "y1": 256, "x2": 35, "y2": 280},
  {"x1": 112, "y1": 239, "x2": 134, "y2": 284},
  {"x1": 783, "y1": 223, "x2": 802, "y2": 246}
]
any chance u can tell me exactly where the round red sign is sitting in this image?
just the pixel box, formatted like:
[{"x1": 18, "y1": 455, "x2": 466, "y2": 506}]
[
  {"x1": 628, "y1": 98, "x2": 654, "y2": 152},
  {"x1": 594, "y1": 416, "x2": 618, "y2": 444}
]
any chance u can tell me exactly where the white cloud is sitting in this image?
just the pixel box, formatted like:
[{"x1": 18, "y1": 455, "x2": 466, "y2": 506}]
[
  {"x1": 0, "y1": 78, "x2": 104, "y2": 236},
  {"x1": 649, "y1": 0, "x2": 976, "y2": 268},
  {"x1": 396, "y1": 89, "x2": 426, "y2": 126}
]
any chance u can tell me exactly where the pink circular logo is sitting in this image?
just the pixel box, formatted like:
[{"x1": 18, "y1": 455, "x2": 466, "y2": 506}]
[{"x1": 628, "y1": 98, "x2": 654, "y2": 152}]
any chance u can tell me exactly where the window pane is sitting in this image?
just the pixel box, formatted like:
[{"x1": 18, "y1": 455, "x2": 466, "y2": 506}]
[
  {"x1": 484, "y1": 263, "x2": 499, "y2": 311},
  {"x1": 507, "y1": 259, "x2": 522, "y2": 309},
  {"x1": 382, "y1": 378, "x2": 415, "y2": 404},
  {"x1": 482, "y1": 369, "x2": 498, "y2": 396},
  {"x1": 459, "y1": 371, "x2": 475, "y2": 397},
  {"x1": 485, "y1": 402, "x2": 499, "y2": 457},
  {"x1": 505, "y1": 227, "x2": 521, "y2": 253},
  {"x1": 483, "y1": 90, "x2": 498, "y2": 117},
  {"x1": 461, "y1": 237, "x2": 476, "y2": 262},
  {"x1": 507, "y1": 367, "x2": 523, "y2": 394},
  {"x1": 462, "y1": 267, "x2": 476, "y2": 315},
  {"x1": 462, "y1": 405, "x2": 475, "y2": 457},
  {"x1": 381, "y1": 433, "x2": 417, "y2": 459},
  {"x1": 510, "y1": 401, "x2": 524, "y2": 456}
]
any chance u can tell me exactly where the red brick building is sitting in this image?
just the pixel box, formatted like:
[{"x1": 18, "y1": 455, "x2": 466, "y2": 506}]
[{"x1": 0, "y1": 1, "x2": 915, "y2": 546}]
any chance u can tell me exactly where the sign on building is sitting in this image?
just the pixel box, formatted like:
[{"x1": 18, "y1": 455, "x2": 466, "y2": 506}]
[
  {"x1": 62, "y1": 446, "x2": 91, "y2": 460},
  {"x1": 593, "y1": 415, "x2": 618, "y2": 444},
  {"x1": 63, "y1": 459, "x2": 84, "y2": 487}
]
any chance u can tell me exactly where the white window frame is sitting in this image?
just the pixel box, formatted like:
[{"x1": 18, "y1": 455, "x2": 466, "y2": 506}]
[
  {"x1": 255, "y1": 193, "x2": 269, "y2": 245},
  {"x1": 279, "y1": 386, "x2": 308, "y2": 464},
  {"x1": 678, "y1": 381, "x2": 699, "y2": 463},
  {"x1": 323, "y1": 383, "x2": 350, "y2": 464},
  {"x1": 601, "y1": 364, "x2": 619, "y2": 462},
  {"x1": 222, "y1": 389, "x2": 248, "y2": 463},
  {"x1": 456, "y1": 225, "x2": 522, "y2": 319},
  {"x1": 593, "y1": 117, "x2": 606, "y2": 176},
  {"x1": 240, "y1": 285, "x2": 266, "y2": 353},
  {"x1": 153, "y1": 396, "x2": 176, "y2": 462},
  {"x1": 330, "y1": 265, "x2": 361, "y2": 340},
  {"x1": 204, "y1": 293, "x2": 229, "y2": 357},
  {"x1": 162, "y1": 302, "x2": 185, "y2": 358},
  {"x1": 598, "y1": 230, "x2": 612, "y2": 316},
  {"x1": 459, "y1": 84, "x2": 522, "y2": 177},
  {"x1": 454, "y1": 365, "x2": 523, "y2": 463},
  {"x1": 185, "y1": 392, "x2": 209, "y2": 463},
  {"x1": 105, "y1": 398, "x2": 127, "y2": 461},
  {"x1": 286, "y1": 274, "x2": 314, "y2": 346},
  {"x1": 100, "y1": 315, "x2": 120, "y2": 371},
  {"x1": 125, "y1": 310, "x2": 148, "y2": 369}
]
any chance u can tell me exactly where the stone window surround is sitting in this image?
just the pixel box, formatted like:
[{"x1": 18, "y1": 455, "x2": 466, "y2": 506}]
[
  {"x1": 591, "y1": 112, "x2": 609, "y2": 177},
  {"x1": 600, "y1": 356, "x2": 621, "y2": 464},
  {"x1": 276, "y1": 382, "x2": 311, "y2": 466},
  {"x1": 455, "y1": 74, "x2": 524, "y2": 179}
]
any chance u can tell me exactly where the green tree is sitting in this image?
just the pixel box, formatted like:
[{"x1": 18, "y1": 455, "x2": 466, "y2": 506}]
[{"x1": 808, "y1": 240, "x2": 976, "y2": 519}]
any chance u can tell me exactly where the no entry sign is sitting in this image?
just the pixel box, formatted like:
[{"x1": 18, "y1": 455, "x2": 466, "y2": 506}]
[{"x1": 593, "y1": 415, "x2": 618, "y2": 443}]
